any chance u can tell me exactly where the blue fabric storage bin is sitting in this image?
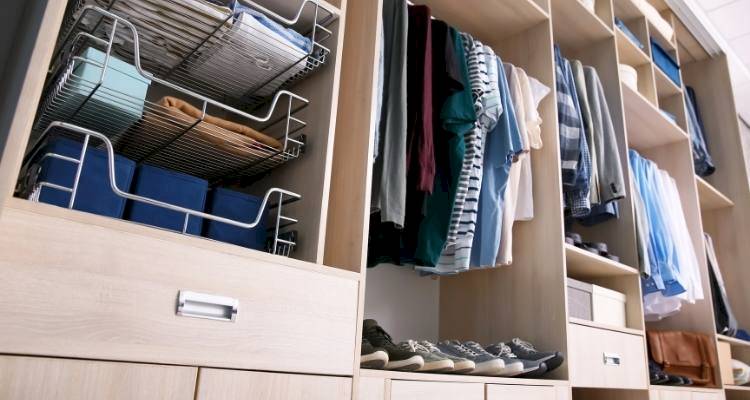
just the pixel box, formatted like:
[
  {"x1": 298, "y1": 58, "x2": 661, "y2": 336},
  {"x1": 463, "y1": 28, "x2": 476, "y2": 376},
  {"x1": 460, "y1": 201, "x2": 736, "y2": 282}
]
[
  {"x1": 651, "y1": 38, "x2": 681, "y2": 86},
  {"x1": 35, "y1": 137, "x2": 135, "y2": 218},
  {"x1": 126, "y1": 165, "x2": 208, "y2": 234},
  {"x1": 68, "y1": 47, "x2": 151, "y2": 135},
  {"x1": 204, "y1": 188, "x2": 268, "y2": 250}
]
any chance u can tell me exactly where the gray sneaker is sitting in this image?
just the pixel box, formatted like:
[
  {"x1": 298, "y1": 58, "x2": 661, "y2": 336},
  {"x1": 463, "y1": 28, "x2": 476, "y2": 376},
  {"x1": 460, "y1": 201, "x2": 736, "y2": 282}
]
[
  {"x1": 399, "y1": 340, "x2": 455, "y2": 372},
  {"x1": 461, "y1": 341, "x2": 524, "y2": 377},
  {"x1": 485, "y1": 342, "x2": 546, "y2": 377},
  {"x1": 506, "y1": 338, "x2": 564, "y2": 373},
  {"x1": 417, "y1": 340, "x2": 476, "y2": 374},
  {"x1": 438, "y1": 340, "x2": 505, "y2": 376}
]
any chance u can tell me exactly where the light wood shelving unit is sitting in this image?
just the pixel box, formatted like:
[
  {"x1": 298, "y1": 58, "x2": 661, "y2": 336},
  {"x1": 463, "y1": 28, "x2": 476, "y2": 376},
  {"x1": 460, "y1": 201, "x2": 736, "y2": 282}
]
[{"x1": 0, "y1": 0, "x2": 748, "y2": 398}]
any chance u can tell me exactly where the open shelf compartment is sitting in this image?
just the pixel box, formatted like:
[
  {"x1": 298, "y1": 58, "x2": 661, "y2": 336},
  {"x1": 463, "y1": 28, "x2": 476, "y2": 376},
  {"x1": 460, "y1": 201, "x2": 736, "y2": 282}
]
[
  {"x1": 23, "y1": 121, "x2": 301, "y2": 257},
  {"x1": 59, "y1": 0, "x2": 338, "y2": 107}
]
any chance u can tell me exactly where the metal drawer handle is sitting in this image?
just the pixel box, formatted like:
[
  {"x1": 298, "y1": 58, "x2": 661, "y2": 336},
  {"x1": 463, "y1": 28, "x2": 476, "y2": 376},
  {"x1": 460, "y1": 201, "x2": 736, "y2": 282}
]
[
  {"x1": 176, "y1": 291, "x2": 238, "y2": 322},
  {"x1": 603, "y1": 352, "x2": 621, "y2": 366}
]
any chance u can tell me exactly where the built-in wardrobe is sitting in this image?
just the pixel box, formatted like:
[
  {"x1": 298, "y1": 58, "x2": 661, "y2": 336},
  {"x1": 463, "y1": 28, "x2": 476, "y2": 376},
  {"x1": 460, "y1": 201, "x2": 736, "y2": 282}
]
[
  {"x1": 0, "y1": 0, "x2": 749, "y2": 399},
  {"x1": 327, "y1": 0, "x2": 750, "y2": 399}
]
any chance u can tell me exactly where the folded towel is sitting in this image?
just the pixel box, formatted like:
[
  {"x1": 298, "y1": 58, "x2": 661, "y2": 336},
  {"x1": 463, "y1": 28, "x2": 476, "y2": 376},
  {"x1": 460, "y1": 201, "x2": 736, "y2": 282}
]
[{"x1": 158, "y1": 96, "x2": 283, "y2": 150}]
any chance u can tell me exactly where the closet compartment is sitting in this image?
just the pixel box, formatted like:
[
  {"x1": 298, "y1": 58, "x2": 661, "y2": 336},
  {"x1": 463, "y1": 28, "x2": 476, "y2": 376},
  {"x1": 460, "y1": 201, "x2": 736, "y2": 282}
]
[
  {"x1": 613, "y1": 0, "x2": 658, "y2": 106},
  {"x1": 0, "y1": 202, "x2": 359, "y2": 376},
  {"x1": 12, "y1": 0, "x2": 346, "y2": 265},
  {"x1": 567, "y1": 323, "x2": 648, "y2": 389}
]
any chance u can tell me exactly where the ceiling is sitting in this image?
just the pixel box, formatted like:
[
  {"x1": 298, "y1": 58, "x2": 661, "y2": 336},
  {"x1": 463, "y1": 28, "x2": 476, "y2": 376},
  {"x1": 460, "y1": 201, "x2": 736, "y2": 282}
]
[{"x1": 684, "y1": 0, "x2": 750, "y2": 121}]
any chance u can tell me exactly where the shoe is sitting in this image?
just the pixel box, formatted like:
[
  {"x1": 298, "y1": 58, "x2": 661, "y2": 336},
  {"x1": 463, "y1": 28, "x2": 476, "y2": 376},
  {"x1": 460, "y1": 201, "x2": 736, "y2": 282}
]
[
  {"x1": 462, "y1": 341, "x2": 525, "y2": 377},
  {"x1": 399, "y1": 340, "x2": 455, "y2": 373},
  {"x1": 438, "y1": 340, "x2": 506, "y2": 376},
  {"x1": 417, "y1": 341, "x2": 476, "y2": 374},
  {"x1": 363, "y1": 319, "x2": 424, "y2": 371},
  {"x1": 361, "y1": 338, "x2": 388, "y2": 369},
  {"x1": 485, "y1": 342, "x2": 547, "y2": 378},
  {"x1": 506, "y1": 338, "x2": 565, "y2": 372}
]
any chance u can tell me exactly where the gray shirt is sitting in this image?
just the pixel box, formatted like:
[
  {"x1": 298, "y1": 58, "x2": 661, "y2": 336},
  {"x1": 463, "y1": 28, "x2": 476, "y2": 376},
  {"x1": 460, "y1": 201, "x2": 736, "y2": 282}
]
[{"x1": 371, "y1": 0, "x2": 408, "y2": 226}]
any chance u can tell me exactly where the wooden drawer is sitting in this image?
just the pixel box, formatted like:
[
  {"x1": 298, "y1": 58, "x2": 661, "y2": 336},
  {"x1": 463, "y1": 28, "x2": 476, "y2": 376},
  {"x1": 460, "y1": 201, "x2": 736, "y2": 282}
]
[
  {"x1": 390, "y1": 380, "x2": 484, "y2": 400},
  {"x1": 651, "y1": 389, "x2": 725, "y2": 400},
  {"x1": 692, "y1": 392, "x2": 725, "y2": 400},
  {"x1": 486, "y1": 384, "x2": 557, "y2": 400},
  {"x1": 0, "y1": 206, "x2": 359, "y2": 375},
  {"x1": 358, "y1": 377, "x2": 387, "y2": 400},
  {"x1": 568, "y1": 323, "x2": 648, "y2": 389},
  {"x1": 0, "y1": 355, "x2": 197, "y2": 400},
  {"x1": 195, "y1": 368, "x2": 352, "y2": 400}
]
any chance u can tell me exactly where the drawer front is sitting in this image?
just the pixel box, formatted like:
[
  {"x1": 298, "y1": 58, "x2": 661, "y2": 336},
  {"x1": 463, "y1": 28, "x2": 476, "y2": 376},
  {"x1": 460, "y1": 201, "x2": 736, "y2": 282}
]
[
  {"x1": 196, "y1": 368, "x2": 352, "y2": 400},
  {"x1": 568, "y1": 323, "x2": 648, "y2": 389},
  {"x1": 0, "y1": 207, "x2": 359, "y2": 375},
  {"x1": 358, "y1": 377, "x2": 387, "y2": 400},
  {"x1": 692, "y1": 392, "x2": 725, "y2": 400},
  {"x1": 0, "y1": 355, "x2": 196, "y2": 400},
  {"x1": 651, "y1": 390, "x2": 692, "y2": 400},
  {"x1": 390, "y1": 380, "x2": 484, "y2": 400},
  {"x1": 486, "y1": 384, "x2": 556, "y2": 400}
]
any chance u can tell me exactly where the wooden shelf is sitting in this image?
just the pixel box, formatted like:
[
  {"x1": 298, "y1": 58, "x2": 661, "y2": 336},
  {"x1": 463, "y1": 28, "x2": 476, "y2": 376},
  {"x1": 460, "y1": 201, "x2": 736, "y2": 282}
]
[
  {"x1": 616, "y1": 29, "x2": 651, "y2": 67},
  {"x1": 622, "y1": 82, "x2": 689, "y2": 149},
  {"x1": 718, "y1": 334, "x2": 750, "y2": 347},
  {"x1": 653, "y1": 65, "x2": 682, "y2": 97},
  {"x1": 650, "y1": 385, "x2": 725, "y2": 393},
  {"x1": 552, "y1": 0, "x2": 613, "y2": 50},
  {"x1": 565, "y1": 243, "x2": 639, "y2": 279},
  {"x1": 726, "y1": 385, "x2": 750, "y2": 392},
  {"x1": 648, "y1": 20, "x2": 677, "y2": 54},
  {"x1": 614, "y1": 0, "x2": 645, "y2": 21},
  {"x1": 696, "y1": 176, "x2": 734, "y2": 211},
  {"x1": 569, "y1": 317, "x2": 645, "y2": 337},
  {"x1": 359, "y1": 369, "x2": 569, "y2": 386},
  {"x1": 414, "y1": 0, "x2": 548, "y2": 44}
]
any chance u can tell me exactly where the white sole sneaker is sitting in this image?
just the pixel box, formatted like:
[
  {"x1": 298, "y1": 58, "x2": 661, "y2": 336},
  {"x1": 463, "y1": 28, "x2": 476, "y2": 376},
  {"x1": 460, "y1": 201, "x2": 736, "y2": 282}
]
[
  {"x1": 385, "y1": 355, "x2": 424, "y2": 371},
  {"x1": 361, "y1": 350, "x2": 389, "y2": 369},
  {"x1": 469, "y1": 359, "x2": 506, "y2": 376},
  {"x1": 495, "y1": 360, "x2": 526, "y2": 377},
  {"x1": 418, "y1": 358, "x2": 455, "y2": 373},
  {"x1": 450, "y1": 359, "x2": 476, "y2": 374}
]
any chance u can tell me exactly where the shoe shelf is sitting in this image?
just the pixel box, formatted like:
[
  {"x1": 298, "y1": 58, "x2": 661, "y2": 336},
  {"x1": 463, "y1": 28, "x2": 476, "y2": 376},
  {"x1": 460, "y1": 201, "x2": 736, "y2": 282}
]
[
  {"x1": 726, "y1": 385, "x2": 750, "y2": 392},
  {"x1": 622, "y1": 82, "x2": 689, "y2": 150},
  {"x1": 24, "y1": 121, "x2": 301, "y2": 256},
  {"x1": 565, "y1": 243, "x2": 639, "y2": 280},
  {"x1": 359, "y1": 369, "x2": 569, "y2": 387},
  {"x1": 59, "y1": 0, "x2": 338, "y2": 108},
  {"x1": 616, "y1": 28, "x2": 651, "y2": 68},
  {"x1": 568, "y1": 317, "x2": 644, "y2": 337},
  {"x1": 696, "y1": 176, "x2": 734, "y2": 212}
]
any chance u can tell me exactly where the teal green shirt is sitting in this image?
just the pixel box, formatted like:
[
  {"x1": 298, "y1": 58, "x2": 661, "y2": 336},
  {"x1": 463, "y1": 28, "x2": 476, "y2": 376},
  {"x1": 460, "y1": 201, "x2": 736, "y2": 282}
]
[{"x1": 415, "y1": 27, "x2": 476, "y2": 267}]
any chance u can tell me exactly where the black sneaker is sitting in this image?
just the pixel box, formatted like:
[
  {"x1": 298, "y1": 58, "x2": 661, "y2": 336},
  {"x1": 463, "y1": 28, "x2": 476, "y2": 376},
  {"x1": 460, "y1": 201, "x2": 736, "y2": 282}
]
[
  {"x1": 506, "y1": 338, "x2": 564, "y2": 372},
  {"x1": 363, "y1": 319, "x2": 424, "y2": 371},
  {"x1": 485, "y1": 342, "x2": 548, "y2": 378},
  {"x1": 361, "y1": 338, "x2": 388, "y2": 369}
]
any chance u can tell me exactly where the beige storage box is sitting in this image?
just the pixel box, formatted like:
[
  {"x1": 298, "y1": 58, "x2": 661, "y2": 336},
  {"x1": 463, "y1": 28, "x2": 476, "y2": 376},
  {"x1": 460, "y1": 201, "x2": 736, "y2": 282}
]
[
  {"x1": 619, "y1": 64, "x2": 638, "y2": 91},
  {"x1": 592, "y1": 285, "x2": 627, "y2": 328}
]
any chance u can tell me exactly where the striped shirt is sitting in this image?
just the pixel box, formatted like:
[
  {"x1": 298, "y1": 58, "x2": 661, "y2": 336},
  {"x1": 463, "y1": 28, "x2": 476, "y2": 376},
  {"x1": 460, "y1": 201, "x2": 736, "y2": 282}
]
[{"x1": 432, "y1": 36, "x2": 501, "y2": 274}]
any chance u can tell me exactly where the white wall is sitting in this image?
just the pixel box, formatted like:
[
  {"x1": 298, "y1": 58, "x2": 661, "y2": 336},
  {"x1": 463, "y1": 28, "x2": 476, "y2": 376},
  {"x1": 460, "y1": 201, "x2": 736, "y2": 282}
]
[{"x1": 364, "y1": 264, "x2": 441, "y2": 343}]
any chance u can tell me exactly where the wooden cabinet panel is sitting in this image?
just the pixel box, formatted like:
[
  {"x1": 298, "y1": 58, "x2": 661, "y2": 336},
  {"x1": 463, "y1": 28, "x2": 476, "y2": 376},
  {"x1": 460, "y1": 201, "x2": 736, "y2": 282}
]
[
  {"x1": 195, "y1": 368, "x2": 352, "y2": 400},
  {"x1": 390, "y1": 380, "x2": 484, "y2": 400},
  {"x1": 651, "y1": 390, "x2": 692, "y2": 400},
  {"x1": 692, "y1": 392, "x2": 725, "y2": 400},
  {"x1": 486, "y1": 384, "x2": 556, "y2": 400},
  {"x1": 569, "y1": 324, "x2": 648, "y2": 389},
  {"x1": 0, "y1": 205, "x2": 359, "y2": 375},
  {"x1": 0, "y1": 356, "x2": 196, "y2": 400},
  {"x1": 358, "y1": 377, "x2": 387, "y2": 400}
]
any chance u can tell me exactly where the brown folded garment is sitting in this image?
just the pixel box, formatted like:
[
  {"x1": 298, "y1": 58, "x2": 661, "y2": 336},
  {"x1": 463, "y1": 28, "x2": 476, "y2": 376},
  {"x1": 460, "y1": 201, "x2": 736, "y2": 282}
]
[{"x1": 158, "y1": 96, "x2": 283, "y2": 150}]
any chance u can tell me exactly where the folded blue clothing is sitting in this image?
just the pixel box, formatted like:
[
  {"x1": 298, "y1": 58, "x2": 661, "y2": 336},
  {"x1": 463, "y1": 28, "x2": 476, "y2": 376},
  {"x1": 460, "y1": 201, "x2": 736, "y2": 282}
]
[
  {"x1": 206, "y1": 0, "x2": 312, "y2": 53},
  {"x1": 615, "y1": 17, "x2": 644, "y2": 49}
]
